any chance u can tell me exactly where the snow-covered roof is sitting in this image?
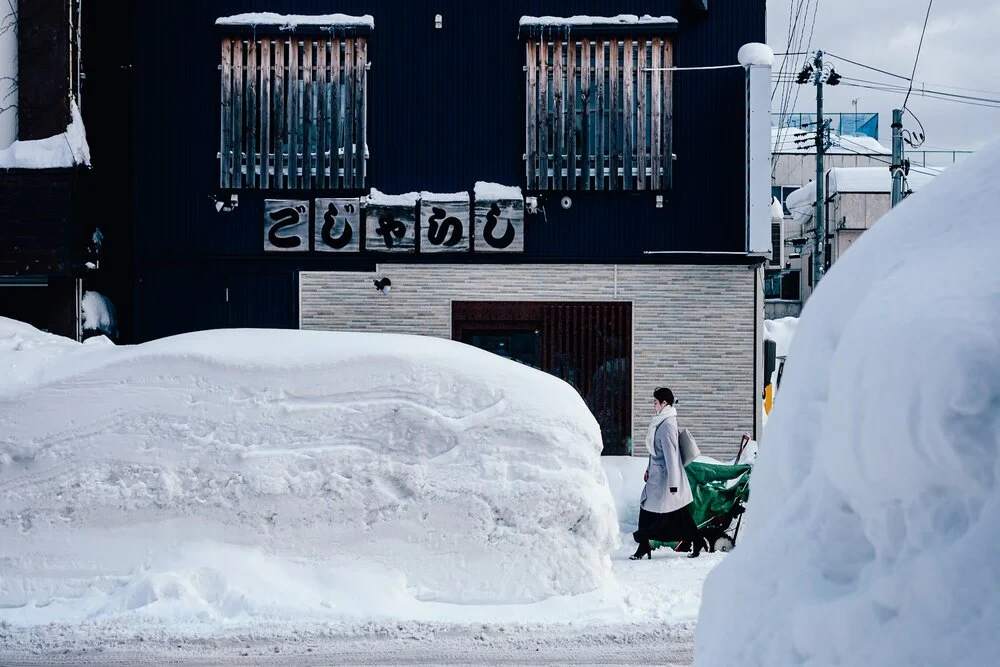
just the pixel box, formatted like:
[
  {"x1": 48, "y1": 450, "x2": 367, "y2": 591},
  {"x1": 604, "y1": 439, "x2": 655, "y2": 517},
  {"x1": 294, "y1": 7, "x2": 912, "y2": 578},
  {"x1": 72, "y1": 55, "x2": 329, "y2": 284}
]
[
  {"x1": 474, "y1": 182, "x2": 523, "y2": 201},
  {"x1": 419, "y1": 191, "x2": 469, "y2": 203},
  {"x1": 216, "y1": 13, "x2": 374, "y2": 29},
  {"x1": 366, "y1": 188, "x2": 419, "y2": 207},
  {"x1": 519, "y1": 15, "x2": 677, "y2": 27},
  {"x1": 0, "y1": 100, "x2": 90, "y2": 169},
  {"x1": 784, "y1": 166, "x2": 943, "y2": 223},
  {"x1": 738, "y1": 43, "x2": 774, "y2": 67},
  {"x1": 772, "y1": 126, "x2": 890, "y2": 155}
]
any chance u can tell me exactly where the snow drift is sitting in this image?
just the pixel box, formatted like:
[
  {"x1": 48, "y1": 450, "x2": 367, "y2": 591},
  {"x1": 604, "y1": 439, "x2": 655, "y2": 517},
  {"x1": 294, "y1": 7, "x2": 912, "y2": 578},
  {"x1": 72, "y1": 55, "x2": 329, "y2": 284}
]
[
  {"x1": 0, "y1": 324, "x2": 618, "y2": 625},
  {"x1": 695, "y1": 140, "x2": 1000, "y2": 665}
]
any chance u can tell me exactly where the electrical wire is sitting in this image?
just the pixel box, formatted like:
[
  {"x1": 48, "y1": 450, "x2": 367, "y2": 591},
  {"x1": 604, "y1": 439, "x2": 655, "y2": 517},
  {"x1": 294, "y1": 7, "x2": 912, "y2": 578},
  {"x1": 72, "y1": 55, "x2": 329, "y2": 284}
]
[
  {"x1": 823, "y1": 51, "x2": 910, "y2": 81},
  {"x1": 904, "y1": 0, "x2": 935, "y2": 109}
]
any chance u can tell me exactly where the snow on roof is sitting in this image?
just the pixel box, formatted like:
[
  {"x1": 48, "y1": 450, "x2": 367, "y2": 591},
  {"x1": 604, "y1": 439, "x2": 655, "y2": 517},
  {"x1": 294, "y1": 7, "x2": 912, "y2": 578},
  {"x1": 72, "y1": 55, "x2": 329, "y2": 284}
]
[
  {"x1": 366, "y1": 188, "x2": 419, "y2": 207},
  {"x1": 697, "y1": 136, "x2": 1000, "y2": 667},
  {"x1": 738, "y1": 43, "x2": 774, "y2": 67},
  {"x1": 474, "y1": 182, "x2": 523, "y2": 201},
  {"x1": 419, "y1": 191, "x2": 469, "y2": 203},
  {"x1": 519, "y1": 14, "x2": 677, "y2": 27},
  {"x1": 215, "y1": 13, "x2": 374, "y2": 29},
  {"x1": 785, "y1": 166, "x2": 943, "y2": 223},
  {"x1": 772, "y1": 126, "x2": 890, "y2": 155},
  {"x1": 0, "y1": 100, "x2": 90, "y2": 169}
]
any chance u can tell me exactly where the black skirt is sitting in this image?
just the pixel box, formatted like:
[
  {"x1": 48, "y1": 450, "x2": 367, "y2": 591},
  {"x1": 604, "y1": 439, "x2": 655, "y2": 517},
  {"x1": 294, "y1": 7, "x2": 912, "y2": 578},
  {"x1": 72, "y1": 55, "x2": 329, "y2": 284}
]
[{"x1": 633, "y1": 506, "x2": 700, "y2": 544}]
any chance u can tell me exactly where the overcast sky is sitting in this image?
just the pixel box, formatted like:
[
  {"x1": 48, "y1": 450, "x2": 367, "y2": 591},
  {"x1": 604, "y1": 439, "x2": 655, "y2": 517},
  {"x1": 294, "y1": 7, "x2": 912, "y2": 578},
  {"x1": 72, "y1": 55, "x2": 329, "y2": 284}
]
[{"x1": 768, "y1": 0, "x2": 1000, "y2": 153}]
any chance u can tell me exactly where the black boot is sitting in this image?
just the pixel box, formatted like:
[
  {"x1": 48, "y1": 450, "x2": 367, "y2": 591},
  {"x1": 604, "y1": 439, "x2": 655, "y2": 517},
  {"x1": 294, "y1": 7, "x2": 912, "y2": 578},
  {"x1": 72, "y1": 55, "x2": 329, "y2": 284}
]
[
  {"x1": 630, "y1": 541, "x2": 652, "y2": 560},
  {"x1": 688, "y1": 536, "x2": 707, "y2": 558}
]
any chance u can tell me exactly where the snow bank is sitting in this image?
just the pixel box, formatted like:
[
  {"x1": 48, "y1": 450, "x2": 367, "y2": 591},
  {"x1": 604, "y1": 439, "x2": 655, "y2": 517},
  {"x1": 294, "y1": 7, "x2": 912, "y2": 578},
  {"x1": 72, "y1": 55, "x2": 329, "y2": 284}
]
[
  {"x1": 696, "y1": 139, "x2": 1000, "y2": 665},
  {"x1": 763, "y1": 317, "x2": 798, "y2": 358},
  {"x1": 0, "y1": 318, "x2": 80, "y2": 397},
  {"x1": 216, "y1": 13, "x2": 374, "y2": 29},
  {"x1": 81, "y1": 291, "x2": 118, "y2": 339},
  {"x1": 0, "y1": 328, "x2": 618, "y2": 625},
  {"x1": 0, "y1": 100, "x2": 90, "y2": 169},
  {"x1": 737, "y1": 43, "x2": 774, "y2": 67}
]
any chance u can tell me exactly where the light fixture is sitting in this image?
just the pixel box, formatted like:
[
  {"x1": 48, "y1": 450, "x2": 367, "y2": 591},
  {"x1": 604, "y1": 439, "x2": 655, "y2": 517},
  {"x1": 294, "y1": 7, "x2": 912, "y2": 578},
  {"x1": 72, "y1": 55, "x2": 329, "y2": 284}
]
[
  {"x1": 373, "y1": 277, "x2": 392, "y2": 295},
  {"x1": 434, "y1": 14, "x2": 442, "y2": 29},
  {"x1": 212, "y1": 193, "x2": 239, "y2": 213},
  {"x1": 525, "y1": 196, "x2": 539, "y2": 214},
  {"x1": 560, "y1": 196, "x2": 572, "y2": 210},
  {"x1": 655, "y1": 195, "x2": 664, "y2": 209}
]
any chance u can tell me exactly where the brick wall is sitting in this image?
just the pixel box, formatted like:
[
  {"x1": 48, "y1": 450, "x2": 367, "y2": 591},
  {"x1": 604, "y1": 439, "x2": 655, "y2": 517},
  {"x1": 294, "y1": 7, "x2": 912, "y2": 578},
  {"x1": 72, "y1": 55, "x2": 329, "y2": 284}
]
[{"x1": 301, "y1": 264, "x2": 759, "y2": 459}]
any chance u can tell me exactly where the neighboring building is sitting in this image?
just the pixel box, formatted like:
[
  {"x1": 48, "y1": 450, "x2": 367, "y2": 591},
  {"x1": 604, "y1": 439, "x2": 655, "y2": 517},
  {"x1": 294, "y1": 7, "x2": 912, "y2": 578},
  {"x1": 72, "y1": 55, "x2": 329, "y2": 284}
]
[
  {"x1": 779, "y1": 166, "x2": 940, "y2": 306},
  {"x1": 3, "y1": 1, "x2": 773, "y2": 458},
  {"x1": 0, "y1": 1, "x2": 131, "y2": 339}
]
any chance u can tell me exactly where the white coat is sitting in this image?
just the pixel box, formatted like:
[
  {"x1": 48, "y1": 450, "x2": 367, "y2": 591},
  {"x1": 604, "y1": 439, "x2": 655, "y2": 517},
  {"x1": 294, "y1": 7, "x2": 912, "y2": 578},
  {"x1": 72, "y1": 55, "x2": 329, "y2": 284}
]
[{"x1": 640, "y1": 406, "x2": 694, "y2": 514}]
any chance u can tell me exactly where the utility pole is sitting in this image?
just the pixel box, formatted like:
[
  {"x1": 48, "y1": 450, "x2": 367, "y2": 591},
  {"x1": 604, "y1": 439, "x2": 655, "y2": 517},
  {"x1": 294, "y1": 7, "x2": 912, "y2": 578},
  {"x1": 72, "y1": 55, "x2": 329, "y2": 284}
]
[
  {"x1": 812, "y1": 50, "x2": 826, "y2": 289},
  {"x1": 891, "y1": 108, "x2": 904, "y2": 207},
  {"x1": 794, "y1": 50, "x2": 840, "y2": 290}
]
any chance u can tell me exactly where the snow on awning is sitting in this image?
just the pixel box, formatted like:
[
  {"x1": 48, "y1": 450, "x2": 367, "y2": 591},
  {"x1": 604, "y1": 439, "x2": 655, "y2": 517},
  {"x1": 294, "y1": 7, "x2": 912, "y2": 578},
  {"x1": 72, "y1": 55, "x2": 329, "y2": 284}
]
[
  {"x1": 519, "y1": 14, "x2": 678, "y2": 39},
  {"x1": 215, "y1": 13, "x2": 374, "y2": 36},
  {"x1": 474, "y1": 182, "x2": 523, "y2": 201},
  {"x1": 0, "y1": 100, "x2": 90, "y2": 170}
]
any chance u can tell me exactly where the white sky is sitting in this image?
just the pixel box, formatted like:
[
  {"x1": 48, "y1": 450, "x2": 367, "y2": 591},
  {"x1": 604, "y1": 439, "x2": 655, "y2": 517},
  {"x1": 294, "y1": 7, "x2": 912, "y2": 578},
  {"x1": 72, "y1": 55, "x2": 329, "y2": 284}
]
[{"x1": 768, "y1": 0, "x2": 1000, "y2": 152}]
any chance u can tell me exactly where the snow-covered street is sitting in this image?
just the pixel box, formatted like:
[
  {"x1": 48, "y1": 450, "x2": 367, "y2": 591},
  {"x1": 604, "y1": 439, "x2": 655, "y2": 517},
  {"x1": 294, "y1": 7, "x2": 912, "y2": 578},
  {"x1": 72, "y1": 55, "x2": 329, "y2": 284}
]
[{"x1": 1, "y1": 547, "x2": 719, "y2": 665}]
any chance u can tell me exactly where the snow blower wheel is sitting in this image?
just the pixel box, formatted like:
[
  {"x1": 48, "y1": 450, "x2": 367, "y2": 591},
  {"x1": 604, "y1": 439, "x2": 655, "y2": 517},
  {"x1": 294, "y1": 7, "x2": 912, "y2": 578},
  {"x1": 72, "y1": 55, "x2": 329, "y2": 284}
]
[{"x1": 711, "y1": 536, "x2": 735, "y2": 553}]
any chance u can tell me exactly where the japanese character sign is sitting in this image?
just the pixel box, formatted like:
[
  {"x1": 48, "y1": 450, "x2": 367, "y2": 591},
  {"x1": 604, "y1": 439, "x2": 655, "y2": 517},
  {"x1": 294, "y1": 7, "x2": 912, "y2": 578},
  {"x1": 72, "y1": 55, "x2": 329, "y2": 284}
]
[
  {"x1": 264, "y1": 199, "x2": 309, "y2": 252},
  {"x1": 314, "y1": 198, "x2": 361, "y2": 253},
  {"x1": 365, "y1": 201, "x2": 417, "y2": 253},
  {"x1": 474, "y1": 197, "x2": 524, "y2": 253},
  {"x1": 420, "y1": 196, "x2": 470, "y2": 253}
]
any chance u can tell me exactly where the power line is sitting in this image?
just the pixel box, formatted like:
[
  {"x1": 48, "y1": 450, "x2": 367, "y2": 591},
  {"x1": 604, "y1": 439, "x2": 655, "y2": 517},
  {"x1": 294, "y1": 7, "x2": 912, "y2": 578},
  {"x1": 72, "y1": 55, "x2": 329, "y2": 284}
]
[
  {"x1": 904, "y1": 0, "x2": 934, "y2": 109},
  {"x1": 836, "y1": 82, "x2": 1000, "y2": 109},
  {"x1": 822, "y1": 51, "x2": 911, "y2": 82}
]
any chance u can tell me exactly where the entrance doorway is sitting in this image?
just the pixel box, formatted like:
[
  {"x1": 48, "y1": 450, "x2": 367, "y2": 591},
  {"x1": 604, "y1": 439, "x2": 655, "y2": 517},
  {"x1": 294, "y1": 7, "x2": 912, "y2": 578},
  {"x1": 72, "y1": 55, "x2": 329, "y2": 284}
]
[{"x1": 453, "y1": 301, "x2": 633, "y2": 455}]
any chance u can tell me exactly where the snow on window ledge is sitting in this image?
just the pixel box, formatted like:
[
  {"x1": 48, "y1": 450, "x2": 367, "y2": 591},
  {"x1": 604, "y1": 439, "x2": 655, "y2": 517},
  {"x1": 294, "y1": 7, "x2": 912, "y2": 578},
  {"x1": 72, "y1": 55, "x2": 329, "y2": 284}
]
[
  {"x1": 0, "y1": 99, "x2": 90, "y2": 170},
  {"x1": 518, "y1": 15, "x2": 677, "y2": 27},
  {"x1": 215, "y1": 13, "x2": 375, "y2": 30}
]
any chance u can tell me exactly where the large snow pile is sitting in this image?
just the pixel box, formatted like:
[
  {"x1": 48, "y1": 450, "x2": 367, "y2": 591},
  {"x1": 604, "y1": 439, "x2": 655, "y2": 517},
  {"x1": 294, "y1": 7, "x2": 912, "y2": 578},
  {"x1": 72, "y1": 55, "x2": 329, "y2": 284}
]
[
  {"x1": 695, "y1": 140, "x2": 1000, "y2": 666},
  {"x1": 0, "y1": 100, "x2": 90, "y2": 169},
  {"x1": 81, "y1": 291, "x2": 118, "y2": 339},
  {"x1": 0, "y1": 323, "x2": 618, "y2": 625},
  {"x1": 763, "y1": 317, "x2": 798, "y2": 358}
]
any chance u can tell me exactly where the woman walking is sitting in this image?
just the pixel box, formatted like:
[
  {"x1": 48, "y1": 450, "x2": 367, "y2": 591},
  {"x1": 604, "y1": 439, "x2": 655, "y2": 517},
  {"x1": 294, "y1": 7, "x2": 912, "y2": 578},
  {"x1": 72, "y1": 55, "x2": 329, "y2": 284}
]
[{"x1": 630, "y1": 387, "x2": 704, "y2": 560}]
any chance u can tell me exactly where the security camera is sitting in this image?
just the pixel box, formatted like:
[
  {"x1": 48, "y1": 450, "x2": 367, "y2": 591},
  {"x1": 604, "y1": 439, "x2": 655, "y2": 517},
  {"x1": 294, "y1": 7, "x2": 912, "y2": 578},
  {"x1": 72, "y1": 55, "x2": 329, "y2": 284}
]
[
  {"x1": 373, "y1": 277, "x2": 392, "y2": 295},
  {"x1": 525, "y1": 196, "x2": 539, "y2": 214},
  {"x1": 560, "y1": 196, "x2": 572, "y2": 210}
]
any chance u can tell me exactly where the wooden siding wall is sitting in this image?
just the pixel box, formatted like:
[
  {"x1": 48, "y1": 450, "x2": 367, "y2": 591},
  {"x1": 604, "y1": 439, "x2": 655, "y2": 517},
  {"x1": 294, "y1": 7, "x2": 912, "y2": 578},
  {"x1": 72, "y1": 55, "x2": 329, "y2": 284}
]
[
  {"x1": 525, "y1": 38, "x2": 673, "y2": 191},
  {"x1": 220, "y1": 36, "x2": 368, "y2": 190}
]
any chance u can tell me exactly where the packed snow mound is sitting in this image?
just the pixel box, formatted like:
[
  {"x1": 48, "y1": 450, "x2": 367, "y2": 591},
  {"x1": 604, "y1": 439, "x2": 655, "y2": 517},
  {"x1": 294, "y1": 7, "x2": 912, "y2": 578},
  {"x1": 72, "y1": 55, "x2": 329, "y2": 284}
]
[
  {"x1": 81, "y1": 290, "x2": 118, "y2": 339},
  {"x1": 763, "y1": 317, "x2": 798, "y2": 358},
  {"x1": 695, "y1": 140, "x2": 1000, "y2": 666},
  {"x1": 0, "y1": 328, "x2": 618, "y2": 624}
]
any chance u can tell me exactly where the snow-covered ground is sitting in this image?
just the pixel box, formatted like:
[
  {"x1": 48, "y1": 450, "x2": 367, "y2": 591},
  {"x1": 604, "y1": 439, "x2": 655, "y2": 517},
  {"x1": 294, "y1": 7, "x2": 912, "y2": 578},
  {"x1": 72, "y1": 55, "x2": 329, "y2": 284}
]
[
  {"x1": 696, "y1": 139, "x2": 1000, "y2": 665},
  {"x1": 0, "y1": 321, "x2": 721, "y2": 664}
]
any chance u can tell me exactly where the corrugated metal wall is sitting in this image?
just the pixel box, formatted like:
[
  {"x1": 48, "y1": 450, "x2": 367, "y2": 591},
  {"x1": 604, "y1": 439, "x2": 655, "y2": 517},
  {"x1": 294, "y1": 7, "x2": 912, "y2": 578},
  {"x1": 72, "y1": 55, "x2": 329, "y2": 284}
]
[{"x1": 130, "y1": 1, "x2": 764, "y2": 340}]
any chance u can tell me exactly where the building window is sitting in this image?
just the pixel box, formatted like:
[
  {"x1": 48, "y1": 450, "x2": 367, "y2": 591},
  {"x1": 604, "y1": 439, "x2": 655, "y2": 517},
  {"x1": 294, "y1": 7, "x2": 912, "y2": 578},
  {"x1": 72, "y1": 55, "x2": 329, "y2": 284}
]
[
  {"x1": 771, "y1": 185, "x2": 799, "y2": 216},
  {"x1": 765, "y1": 269, "x2": 801, "y2": 301},
  {"x1": 219, "y1": 25, "x2": 369, "y2": 190},
  {"x1": 523, "y1": 34, "x2": 674, "y2": 191}
]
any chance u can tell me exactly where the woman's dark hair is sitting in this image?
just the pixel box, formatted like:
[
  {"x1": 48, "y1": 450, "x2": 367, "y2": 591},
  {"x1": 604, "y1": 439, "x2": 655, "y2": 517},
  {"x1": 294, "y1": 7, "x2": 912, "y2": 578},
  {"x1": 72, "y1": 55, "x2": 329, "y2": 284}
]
[{"x1": 653, "y1": 387, "x2": 674, "y2": 406}]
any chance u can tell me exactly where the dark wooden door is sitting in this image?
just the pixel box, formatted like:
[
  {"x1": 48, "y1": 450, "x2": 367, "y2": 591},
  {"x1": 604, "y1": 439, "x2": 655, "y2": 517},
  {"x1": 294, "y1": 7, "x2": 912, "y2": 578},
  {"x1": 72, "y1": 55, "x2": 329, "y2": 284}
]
[
  {"x1": 453, "y1": 301, "x2": 632, "y2": 455},
  {"x1": 226, "y1": 273, "x2": 297, "y2": 329}
]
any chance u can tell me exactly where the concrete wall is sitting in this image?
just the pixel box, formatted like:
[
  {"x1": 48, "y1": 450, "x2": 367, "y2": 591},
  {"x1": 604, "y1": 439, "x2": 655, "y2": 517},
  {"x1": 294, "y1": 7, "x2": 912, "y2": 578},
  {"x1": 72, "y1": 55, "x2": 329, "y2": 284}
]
[
  {"x1": 300, "y1": 264, "x2": 759, "y2": 459},
  {"x1": 773, "y1": 153, "x2": 890, "y2": 189}
]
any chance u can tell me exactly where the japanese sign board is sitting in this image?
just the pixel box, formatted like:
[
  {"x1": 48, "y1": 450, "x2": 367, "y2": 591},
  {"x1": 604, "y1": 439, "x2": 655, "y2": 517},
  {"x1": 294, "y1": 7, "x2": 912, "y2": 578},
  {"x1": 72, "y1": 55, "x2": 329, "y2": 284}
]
[
  {"x1": 420, "y1": 195, "x2": 470, "y2": 253},
  {"x1": 473, "y1": 198, "x2": 524, "y2": 253},
  {"x1": 263, "y1": 199, "x2": 310, "y2": 251},
  {"x1": 263, "y1": 190, "x2": 523, "y2": 254},
  {"x1": 314, "y1": 198, "x2": 361, "y2": 253}
]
